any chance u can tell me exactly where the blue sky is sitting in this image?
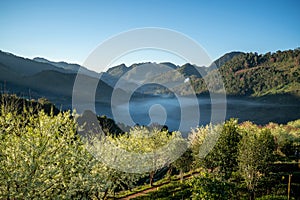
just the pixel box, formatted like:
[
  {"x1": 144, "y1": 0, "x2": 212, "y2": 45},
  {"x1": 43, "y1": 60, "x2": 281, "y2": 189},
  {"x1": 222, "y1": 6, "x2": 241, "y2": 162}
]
[{"x1": 0, "y1": 0, "x2": 299, "y2": 68}]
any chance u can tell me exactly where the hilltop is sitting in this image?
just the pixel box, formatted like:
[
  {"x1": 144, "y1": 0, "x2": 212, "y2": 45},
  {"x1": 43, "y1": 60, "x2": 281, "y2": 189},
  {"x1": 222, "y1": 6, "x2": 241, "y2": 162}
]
[{"x1": 0, "y1": 48, "x2": 299, "y2": 105}]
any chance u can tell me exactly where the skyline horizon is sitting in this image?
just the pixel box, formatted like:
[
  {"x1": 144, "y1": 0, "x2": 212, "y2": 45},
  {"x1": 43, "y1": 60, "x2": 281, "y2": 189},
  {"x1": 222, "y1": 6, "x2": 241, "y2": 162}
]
[
  {"x1": 1, "y1": 46, "x2": 299, "y2": 73},
  {"x1": 1, "y1": 0, "x2": 299, "y2": 68}
]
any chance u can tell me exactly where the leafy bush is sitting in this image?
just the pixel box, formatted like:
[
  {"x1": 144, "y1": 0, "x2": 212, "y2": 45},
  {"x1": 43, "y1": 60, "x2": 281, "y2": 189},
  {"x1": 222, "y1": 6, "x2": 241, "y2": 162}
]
[
  {"x1": 188, "y1": 172, "x2": 235, "y2": 200},
  {"x1": 190, "y1": 119, "x2": 241, "y2": 179},
  {"x1": 256, "y1": 195, "x2": 294, "y2": 200},
  {"x1": 133, "y1": 182, "x2": 190, "y2": 200}
]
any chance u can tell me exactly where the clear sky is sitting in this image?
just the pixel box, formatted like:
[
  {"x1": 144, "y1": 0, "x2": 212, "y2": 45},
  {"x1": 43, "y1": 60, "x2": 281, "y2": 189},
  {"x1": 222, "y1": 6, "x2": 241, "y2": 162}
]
[{"x1": 0, "y1": 0, "x2": 299, "y2": 68}]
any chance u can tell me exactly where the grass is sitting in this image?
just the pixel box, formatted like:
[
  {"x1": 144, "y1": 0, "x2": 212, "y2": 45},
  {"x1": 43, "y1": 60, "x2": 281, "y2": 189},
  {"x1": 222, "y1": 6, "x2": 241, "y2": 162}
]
[
  {"x1": 131, "y1": 181, "x2": 191, "y2": 200},
  {"x1": 113, "y1": 184, "x2": 153, "y2": 198},
  {"x1": 113, "y1": 168, "x2": 204, "y2": 199}
]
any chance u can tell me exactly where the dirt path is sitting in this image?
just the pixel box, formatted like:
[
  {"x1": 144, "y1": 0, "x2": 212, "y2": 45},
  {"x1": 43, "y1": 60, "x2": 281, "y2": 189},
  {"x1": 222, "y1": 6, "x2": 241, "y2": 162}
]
[
  {"x1": 119, "y1": 181, "x2": 170, "y2": 200},
  {"x1": 118, "y1": 171, "x2": 200, "y2": 200}
]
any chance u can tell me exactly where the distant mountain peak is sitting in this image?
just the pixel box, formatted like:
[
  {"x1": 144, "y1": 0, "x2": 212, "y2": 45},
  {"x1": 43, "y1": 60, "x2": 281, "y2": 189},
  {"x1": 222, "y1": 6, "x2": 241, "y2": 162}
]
[
  {"x1": 159, "y1": 62, "x2": 179, "y2": 69},
  {"x1": 33, "y1": 56, "x2": 99, "y2": 77},
  {"x1": 33, "y1": 57, "x2": 50, "y2": 62},
  {"x1": 211, "y1": 51, "x2": 245, "y2": 68},
  {"x1": 33, "y1": 57, "x2": 80, "y2": 67},
  {"x1": 33, "y1": 57, "x2": 81, "y2": 68},
  {"x1": 106, "y1": 63, "x2": 129, "y2": 78}
]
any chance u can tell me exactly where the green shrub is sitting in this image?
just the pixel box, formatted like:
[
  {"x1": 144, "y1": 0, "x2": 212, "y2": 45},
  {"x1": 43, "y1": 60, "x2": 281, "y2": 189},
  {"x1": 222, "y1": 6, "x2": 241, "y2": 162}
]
[
  {"x1": 188, "y1": 172, "x2": 235, "y2": 200},
  {"x1": 256, "y1": 195, "x2": 294, "y2": 200}
]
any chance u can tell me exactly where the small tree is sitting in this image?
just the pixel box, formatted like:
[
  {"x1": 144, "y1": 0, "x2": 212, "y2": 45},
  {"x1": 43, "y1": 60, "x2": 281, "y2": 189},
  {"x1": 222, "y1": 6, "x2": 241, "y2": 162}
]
[
  {"x1": 103, "y1": 126, "x2": 187, "y2": 186},
  {"x1": 188, "y1": 124, "x2": 220, "y2": 171},
  {"x1": 197, "y1": 119, "x2": 241, "y2": 179},
  {"x1": 172, "y1": 148, "x2": 193, "y2": 182},
  {"x1": 213, "y1": 119, "x2": 241, "y2": 179},
  {"x1": 238, "y1": 127, "x2": 275, "y2": 200},
  {"x1": 0, "y1": 108, "x2": 106, "y2": 198},
  {"x1": 189, "y1": 172, "x2": 234, "y2": 200}
]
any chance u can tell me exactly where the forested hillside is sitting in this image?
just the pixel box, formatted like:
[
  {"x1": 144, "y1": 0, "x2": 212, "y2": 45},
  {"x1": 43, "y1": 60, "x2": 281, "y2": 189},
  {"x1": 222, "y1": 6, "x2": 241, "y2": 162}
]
[{"x1": 193, "y1": 49, "x2": 300, "y2": 96}]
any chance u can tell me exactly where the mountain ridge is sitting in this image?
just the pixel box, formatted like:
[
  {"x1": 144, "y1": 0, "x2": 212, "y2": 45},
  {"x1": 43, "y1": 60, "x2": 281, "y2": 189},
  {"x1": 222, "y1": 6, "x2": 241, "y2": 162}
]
[
  {"x1": 0, "y1": 50, "x2": 115, "y2": 107},
  {"x1": 0, "y1": 49, "x2": 299, "y2": 106}
]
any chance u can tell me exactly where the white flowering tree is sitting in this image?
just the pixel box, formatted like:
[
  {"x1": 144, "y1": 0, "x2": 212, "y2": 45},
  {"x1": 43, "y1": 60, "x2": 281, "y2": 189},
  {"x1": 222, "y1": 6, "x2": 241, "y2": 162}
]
[{"x1": 0, "y1": 100, "x2": 136, "y2": 199}]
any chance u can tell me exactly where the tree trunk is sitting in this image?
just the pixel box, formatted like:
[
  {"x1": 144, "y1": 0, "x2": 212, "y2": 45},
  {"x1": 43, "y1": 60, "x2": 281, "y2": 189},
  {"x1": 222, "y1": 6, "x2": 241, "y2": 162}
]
[
  {"x1": 150, "y1": 171, "x2": 155, "y2": 186},
  {"x1": 167, "y1": 166, "x2": 173, "y2": 181},
  {"x1": 103, "y1": 188, "x2": 109, "y2": 200},
  {"x1": 180, "y1": 169, "x2": 183, "y2": 183},
  {"x1": 249, "y1": 190, "x2": 255, "y2": 200}
]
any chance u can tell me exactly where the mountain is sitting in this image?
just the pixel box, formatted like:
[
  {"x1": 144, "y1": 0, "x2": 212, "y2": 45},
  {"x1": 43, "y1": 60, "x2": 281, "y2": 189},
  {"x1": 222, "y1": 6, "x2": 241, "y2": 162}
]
[
  {"x1": 25, "y1": 70, "x2": 114, "y2": 102},
  {"x1": 178, "y1": 63, "x2": 208, "y2": 78},
  {"x1": 210, "y1": 51, "x2": 244, "y2": 68},
  {"x1": 106, "y1": 62, "x2": 178, "y2": 81},
  {"x1": 159, "y1": 62, "x2": 179, "y2": 69},
  {"x1": 227, "y1": 50, "x2": 300, "y2": 96},
  {"x1": 0, "y1": 62, "x2": 19, "y2": 82},
  {"x1": 106, "y1": 63, "x2": 130, "y2": 78},
  {"x1": 199, "y1": 49, "x2": 300, "y2": 96},
  {"x1": 0, "y1": 51, "x2": 115, "y2": 108},
  {"x1": 104, "y1": 62, "x2": 208, "y2": 94},
  {"x1": 104, "y1": 62, "x2": 197, "y2": 95},
  {"x1": 34, "y1": 56, "x2": 120, "y2": 89},
  {"x1": 33, "y1": 57, "x2": 100, "y2": 78},
  {"x1": 108, "y1": 49, "x2": 299, "y2": 97},
  {"x1": 1, "y1": 49, "x2": 299, "y2": 105},
  {"x1": 0, "y1": 50, "x2": 66, "y2": 76}
]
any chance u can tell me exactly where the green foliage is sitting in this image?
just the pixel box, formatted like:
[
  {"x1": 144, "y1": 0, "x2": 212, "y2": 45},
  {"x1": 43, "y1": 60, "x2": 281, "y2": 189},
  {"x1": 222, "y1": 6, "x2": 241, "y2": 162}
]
[
  {"x1": 266, "y1": 122, "x2": 300, "y2": 157},
  {"x1": 196, "y1": 119, "x2": 241, "y2": 179},
  {"x1": 192, "y1": 49, "x2": 300, "y2": 96},
  {"x1": 1, "y1": 94, "x2": 300, "y2": 199},
  {"x1": 0, "y1": 108, "x2": 104, "y2": 199},
  {"x1": 132, "y1": 182, "x2": 191, "y2": 200},
  {"x1": 0, "y1": 98, "x2": 140, "y2": 199},
  {"x1": 189, "y1": 172, "x2": 235, "y2": 200},
  {"x1": 172, "y1": 148, "x2": 193, "y2": 172},
  {"x1": 97, "y1": 115, "x2": 124, "y2": 136},
  {"x1": 287, "y1": 119, "x2": 300, "y2": 128},
  {"x1": 213, "y1": 119, "x2": 241, "y2": 178},
  {"x1": 109, "y1": 126, "x2": 180, "y2": 153},
  {"x1": 188, "y1": 124, "x2": 214, "y2": 163},
  {"x1": 219, "y1": 50, "x2": 300, "y2": 96},
  {"x1": 256, "y1": 195, "x2": 295, "y2": 200},
  {"x1": 238, "y1": 126, "x2": 276, "y2": 197},
  {"x1": 172, "y1": 148, "x2": 193, "y2": 181},
  {"x1": 0, "y1": 93, "x2": 59, "y2": 115},
  {"x1": 188, "y1": 119, "x2": 300, "y2": 199},
  {"x1": 102, "y1": 167, "x2": 142, "y2": 197},
  {"x1": 103, "y1": 126, "x2": 187, "y2": 185},
  {"x1": 188, "y1": 124, "x2": 221, "y2": 170}
]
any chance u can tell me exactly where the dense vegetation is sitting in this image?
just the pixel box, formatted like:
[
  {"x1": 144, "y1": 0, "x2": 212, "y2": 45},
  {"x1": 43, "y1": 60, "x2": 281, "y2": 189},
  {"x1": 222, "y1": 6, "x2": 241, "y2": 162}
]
[
  {"x1": 192, "y1": 49, "x2": 300, "y2": 96},
  {"x1": 123, "y1": 120, "x2": 300, "y2": 200},
  {"x1": 128, "y1": 49, "x2": 300, "y2": 97},
  {"x1": 0, "y1": 95, "x2": 300, "y2": 199}
]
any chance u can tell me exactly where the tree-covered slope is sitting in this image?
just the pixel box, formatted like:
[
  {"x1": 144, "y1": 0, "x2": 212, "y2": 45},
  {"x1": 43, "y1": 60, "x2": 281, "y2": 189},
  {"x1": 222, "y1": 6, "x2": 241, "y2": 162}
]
[
  {"x1": 193, "y1": 49, "x2": 300, "y2": 96},
  {"x1": 219, "y1": 49, "x2": 300, "y2": 96}
]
